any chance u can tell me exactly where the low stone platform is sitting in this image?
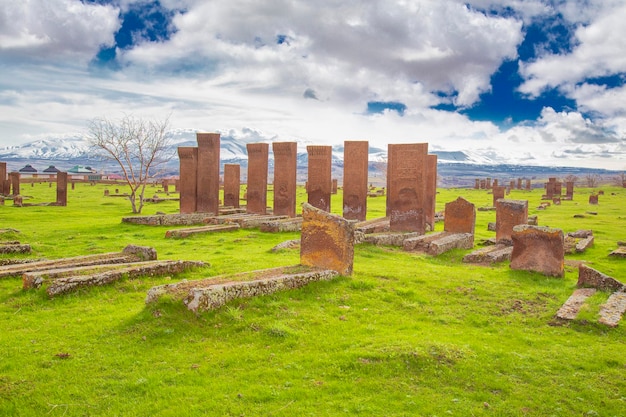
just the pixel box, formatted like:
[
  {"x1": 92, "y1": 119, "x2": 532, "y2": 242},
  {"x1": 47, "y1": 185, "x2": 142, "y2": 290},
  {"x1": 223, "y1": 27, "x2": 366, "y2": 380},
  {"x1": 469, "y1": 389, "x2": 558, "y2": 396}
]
[
  {"x1": 0, "y1": 245, "x2": 155, "y2": 279},
  {"x1": 122, "y1": 213, "x2": 218, "y2": 226},
  {"x1": 355, "y1": 217, "x2": 390, "y2": 234},
  {"x1": 260, "y1": 217, "x2": 303, "y2": 233},
  {"x1": 45, "y1": 260, "x2": 205, "y2": 297},
  {"x1": 599, "y1": 291, "x2": 626, "y2": 327},
  {"x1": 609, "y1": 246, "x2": 626, "y2": 258},
  {"x1": 361, "y1": 232, "x2": 420, "y2": 247},
  {"x1": 146, "y1": 265, "x2": 338, "y2": 312},
  {"x1": 165, "y1": 224, "x2": 240, "y2": 238},
  {"x1": 208, "y1": 214, "x2": 288, "y2": 228},
  {"x1": 463, "y1": 244, "x2": 513, "y2": 264},
  {"x1": 555, "y1": 288, "x2": 597, "y2": 320},
  {"x1": 565, "y1": 230, "x2": 594, "y2": 254},
  {"x1": 0, "y1": 242, "x2": 31, "y2": 254},
  {"x1": 404, "y1": 232, "x2": 474, "y2": 256}
]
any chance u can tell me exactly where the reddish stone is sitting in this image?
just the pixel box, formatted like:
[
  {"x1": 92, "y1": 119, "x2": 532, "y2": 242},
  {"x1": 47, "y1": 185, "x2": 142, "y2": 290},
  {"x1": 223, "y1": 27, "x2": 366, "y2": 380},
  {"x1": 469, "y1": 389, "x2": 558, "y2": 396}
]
[
  {"x1": 0, "y1": 162, "x2": 6, "y2": 195},
  {"x1": 493, "y1": 179, "x2": 499, "y2": 188},
  {"x1": 480, "y1": 179, "x2": 486, "y2": 189},
  {"x1": 486, "y1": 178, "x2": 492, "y2": 189},
  {"x1": 307, "y1": 146, "x2": 332, "y2": 212},
  {"x1": 444, "y1": 197, "x2": 475, "y2": 244},
  {"x1": 589, "y1": 194, "x2": 599, "y2": 205},
  {"x1": 223, "y1": 164, "x2": 240, "y2": 208},
  {"x1": 517, "y1": 178, "x2": 522, "y2": 189},
  {"x1": 300, "y1": 202, "x2": 354, "y2": 275},
  {"x1": 509, "y1": 180, "x2": 515, "y2": 190},
  {"x1": 510, "y1": 225, "x2": 564, "y2": 277},
  {"x1": 10, "y1": 172, "x2": 20, "y2": 196},
  {"x1": 342, "y1": 140, "x2": 368, "y2": 221},
  {"x1": 246, "y1": 143, "x2": 269, "y2": 214},
  {"x1": 565, "y1": 181, "x2": 574, "y2": 199},
  {"x1": 577, "y1": 264, "x2": 624, "y2": 291},
  {"x1": 425, "y1": 154, "x2": 437, "y2": 230},
  {"x1": 555, "y1": 181, "x2": 562, "y2": 196},
  {"x1": 272, "y1": 142, "x2": 297, "y2": 218},
  {"x1": 13, "y1": 195, "x2": 22, "y2": 206},
  {"x1": 56, "y1": 172, "x2": 68, "y2": 206},
  {"x1": 492, "y1": 186, "x2": 506, "y2": 207},
  {"x1": 544, "y1": 177, "x2": 556, "y2": 200},
  {"x1": 525, "y1": 179, "x2": 531, "y2": 190},
  {"x1": 162, "y1": 179, "x2": 169, "y2": 194},
  {"x1": 178, "y1": 146, "x2": 198, "y2": 214},
  {"x1": 386, "y1": 143, "x2": 428, "y2": 233},
  {"x1": 496, "y1": 199, "x2": 528, "y2": 245},
  {"x1": 474, "y1": 179, "x2": 480, "y2": 189},
  {"x1": 196, "y1": 133, "x2": 220, "y2": 214}
]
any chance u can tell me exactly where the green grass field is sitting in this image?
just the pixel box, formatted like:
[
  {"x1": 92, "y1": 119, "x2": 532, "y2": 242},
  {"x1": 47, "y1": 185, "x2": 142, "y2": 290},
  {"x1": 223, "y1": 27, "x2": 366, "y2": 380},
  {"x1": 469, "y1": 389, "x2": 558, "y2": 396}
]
[{"x1": 1, "y1": 182, "x2": 625, "y2": 416}]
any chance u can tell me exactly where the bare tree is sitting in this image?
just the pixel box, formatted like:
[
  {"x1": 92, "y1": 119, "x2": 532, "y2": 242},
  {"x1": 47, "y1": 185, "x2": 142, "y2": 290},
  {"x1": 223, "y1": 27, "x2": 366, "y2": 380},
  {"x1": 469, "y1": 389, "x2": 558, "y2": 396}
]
[
  {"x1": 584, "y1": 173, "x2": 601, "y2": 188},
  {"x1": 564, "y1": 174, "x2": 578, "y2": 184},
  {"x1": 87, "y1": 114, "x2": 173, "y2": 213},
  {"x1": 612, "y1": 172, "x2": 626, "y2": 187}
]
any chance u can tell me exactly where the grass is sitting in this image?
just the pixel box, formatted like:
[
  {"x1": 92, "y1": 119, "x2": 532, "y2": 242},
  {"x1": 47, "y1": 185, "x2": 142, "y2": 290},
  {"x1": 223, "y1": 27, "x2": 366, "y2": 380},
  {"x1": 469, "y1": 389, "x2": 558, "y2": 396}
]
[{"x1": 1, "y1": 181, "x2": 625, "y2": 416}]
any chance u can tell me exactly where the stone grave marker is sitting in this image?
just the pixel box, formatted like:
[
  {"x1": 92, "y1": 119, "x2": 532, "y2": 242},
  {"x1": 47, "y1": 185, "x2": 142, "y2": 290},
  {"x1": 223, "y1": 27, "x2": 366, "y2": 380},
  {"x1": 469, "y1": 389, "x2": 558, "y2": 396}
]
[
  {"x1": 196, "y1": 133, "x2": 221, "y2": 214},
  {"x1": 272, "y1": 142, "x2": 297, "y2": 217},
  {"x1": 342, "y1": 140, "x2": 369, "y2": 221},
  {"x1": 223, "y1": 164, "x2": 240, "y2": 208},
  {"x1": 307, "y1": 146, "x2": 332, "y2": 212},
  {"x1": 387, "y1": 143, "x2": 427, "y2": 233},
  {"x1": 178, "y1": 147, "x2": 198, "y2": 214},
  {"x1": 510, "y1": 225, "x2": 564, "y2": 277},
  {"x1": 246, "y1": 143, "x2": 269, "y2": 214},
  {"x1": 496, "y1": 199, "x2": 528, "y2": 245}
]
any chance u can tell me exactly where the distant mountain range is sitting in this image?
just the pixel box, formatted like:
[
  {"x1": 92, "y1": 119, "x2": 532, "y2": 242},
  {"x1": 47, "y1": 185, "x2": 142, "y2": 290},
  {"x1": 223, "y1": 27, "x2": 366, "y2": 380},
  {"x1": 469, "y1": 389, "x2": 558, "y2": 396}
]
[{"x1": 0, "y1": 129, "x2": 619, "y2": 188}]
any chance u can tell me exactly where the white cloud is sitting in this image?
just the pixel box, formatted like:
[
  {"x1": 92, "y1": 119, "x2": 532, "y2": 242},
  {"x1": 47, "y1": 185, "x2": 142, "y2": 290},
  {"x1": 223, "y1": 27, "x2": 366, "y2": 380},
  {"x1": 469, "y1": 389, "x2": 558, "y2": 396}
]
[{"x1": 0, "y1": 0, "x2": 120, "y2": 64}]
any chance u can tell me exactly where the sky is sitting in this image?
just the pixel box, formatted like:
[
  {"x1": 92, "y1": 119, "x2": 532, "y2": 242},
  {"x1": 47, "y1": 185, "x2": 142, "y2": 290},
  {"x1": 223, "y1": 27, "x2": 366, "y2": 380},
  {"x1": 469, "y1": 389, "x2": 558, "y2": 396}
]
[{"x1": 1, "y1": 0, "x2": 626, "y2": 169}]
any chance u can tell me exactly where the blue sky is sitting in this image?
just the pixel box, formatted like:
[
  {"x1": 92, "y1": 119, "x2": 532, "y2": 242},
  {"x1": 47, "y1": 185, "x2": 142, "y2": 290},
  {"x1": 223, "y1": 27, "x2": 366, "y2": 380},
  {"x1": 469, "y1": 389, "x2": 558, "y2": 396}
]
[{"x1": 1, "y1": 0, "x2": 625, "y2": 169}]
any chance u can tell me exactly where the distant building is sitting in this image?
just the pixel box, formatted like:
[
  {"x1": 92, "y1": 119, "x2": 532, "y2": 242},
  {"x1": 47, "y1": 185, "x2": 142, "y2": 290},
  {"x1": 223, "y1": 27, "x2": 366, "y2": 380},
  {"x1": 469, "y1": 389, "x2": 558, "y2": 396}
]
[
  {"x1": 18, "y1": 164, "x2": 37, "y2": 178},
  {"x1": 43, "y1": 165, "x2": 60, "y2": 173},
  {"x1": 68, "y1": 165, "x2": 101, "y2": 181}
]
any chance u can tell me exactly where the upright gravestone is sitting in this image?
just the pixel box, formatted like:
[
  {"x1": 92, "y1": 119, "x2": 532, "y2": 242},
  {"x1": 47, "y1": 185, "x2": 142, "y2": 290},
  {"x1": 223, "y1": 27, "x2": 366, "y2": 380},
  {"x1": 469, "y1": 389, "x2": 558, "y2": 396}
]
[
  {"x1": 0, "y1": 162, "x2": 7, "y2": 195},
  {"x1": 387, "y1": 143, "x2": 428, "y2": 233},
  {"x1": 425, "y1": 154, "x2": 438, "y2": 230},
  {"x1": 178, "y1": 147, "x2": 198, "y2": 214},
  {"x1": 474, "y1": 179, "x2": 480, "y2": 190},
  {"x1": 493, "y1": 186, "x2": 506, "y2": 207},
  {"x1": 444, "y1": 197, "x2": 475, "y2": 245},
  {"x1": 223, "y1": 164, "x2": 241, "y2": 208},
  {"x1": 555, "y1": 181, "x2": 562, "y2": 196},
  {"x1": 486, "y1": 178, "x2": 492, "y2": 189},
  {"x1": 544, "y1": 177, "x2": 556, "y2": 200},
  {"x1": 510, "y1": 225, "x2": 564, "y2": 277},
  {"x1": 525, "y1": 179, "x2": 531, "y2": 190},
  {"x1": 565, "y1": 181, "x2": 574, "y2": 200},
  {"x1": 480, "y1": 179, "x2": 486, "y2": 189},
  {"x1": 342, "y1": 140, "x2": 368, "y2": 221},
  {"x1": 331, "y1": 179, "x2": 338, "y2": 194},
  {"x1": 162, "y1": 179, "x2": 169, "y2": 195},
  {"x1": 10, "y1": 172, "x2": 20, "y2": 196},
  {"x1": 509, "y1": 180, "x2": 515, "y2": 190},
  {"x1": 300, "y1": 203, "x2": 354, "y2": 276},
  {"x1": 496, "y1": 199, "x2": 528, "y2": 245},
  {"x1": 246, "y1": 143, "x2": 269, "y2": 214},
  {"x1": 272, "y1": 142, "x2": 297, "y2": 218},
  {"x1": 493, "y1": 179, "x2": 499, "y2": 188},
  {"x1": 517, "y1": 178, "x2": 522, "y2": 190},
  {"x1": 196, "y1": 133, "x2": 221, "y2": 214},
  {"x1": 56, "y1": 172, "x2": 68, "y2": 206},
  {"x1": 589, "y1": 194, "x2": 599, "y2": 205},
  {"x1": 307, "y1": 146, "x2": 332, "y2": 212}
]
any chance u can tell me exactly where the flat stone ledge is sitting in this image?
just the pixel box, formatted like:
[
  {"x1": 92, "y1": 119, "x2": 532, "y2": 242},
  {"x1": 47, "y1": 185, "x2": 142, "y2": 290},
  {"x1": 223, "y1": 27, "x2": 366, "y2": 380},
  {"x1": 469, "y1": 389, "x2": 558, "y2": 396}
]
[
  {"x1": 463, "y1": 244, "x2": 513, "y2": 264},
  {"x1": 0, "y1": 243, "x2": 31, "y2": 254},
  {"x1": 577, "y1": 264, "x2": 625, "y2": 292},
  {"x1": 362, "y1": 232, "x2": 421, "y2": 247},
  {"x1": 260, "y1": 218, "x2": 303, "y2": 233},
  {"x1": 165, "y1": 224, "x2": 240, "y2": 238},
  {"x1": 555, "y1": 288, "x2": 597, "y2": 321},
  {"x1": 355, "y1": 217, "x2": 390, "y2": 234},
  {"x1": 146, "y1": 265, "x2": 338, "y2": 312},
  {"x1": 599, "y1": 291, "x2": 626, "y2": 327},
  {"x1": 609, "y1": 247, "x2": 626, "y2": 258}
]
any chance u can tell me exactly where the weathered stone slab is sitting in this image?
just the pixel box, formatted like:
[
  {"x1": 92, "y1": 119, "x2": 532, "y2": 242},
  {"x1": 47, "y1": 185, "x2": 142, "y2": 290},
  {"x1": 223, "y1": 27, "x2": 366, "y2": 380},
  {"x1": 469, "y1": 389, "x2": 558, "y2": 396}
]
[
  {"x1": 355, "y1": 217, "x2": 390, "y2": 234},
  {"x1": 577, "y1": 264, "x2": 625, "y2": 292},
  {"x1": 46, "y1": 260, "x2": 205, "y2": 297},
  {"x1": 178, "y1": 146, "x2": 198, "y2": 213},
  {"x1": 146, "y1": 266, "x2": 338, "y2": 312},
  {"x1": 56, "y1": 172, "x2": 68, "y2": 206},
  {"x1": 568, "y1": 229, "x2": 593, "y2": 239},
  {"x1": 307, "y1": 146, "x2": 332, "y2": 212},
  {"x1": 492, "y1": 186, "x2": 506, "y2": 207},
  {"x1": 270, "y1": 240, "x2": 300, "y2": 252},
  {"x1": 0, "y1": 243, "x2": 31, "y2": 254},
  {"x1": 223, "y1": 164, "x2": 241, "y2": 208},
  {"x1": 425, "y1": 154, "x2": 437, "y2": 230},
  {"x1": 342, "y1": 141, "x2": 369, "y2": 221},
  {"x1": 444, "y1": 197, "x2": 475, "y2": 244},
  {"x1": 589, "y1": 194, "x2": 599, "y2": 205},
  {"x1": 426, "y1": 233, "x2": 474, "y2": 256},
  {"x1": 165, "y1": 224, "x2": 240, "y2": 238},
  {"x1": 300, "y1": 203, "x2": 354, "y2": 275},
  {"x1": 609, "y1": 247, "x2": 626, "y2": 258},
  {"x1": 246, "y1": 143, "x2": 269, "y2": 214},
  {"x1": 510, "y1": 225, "x2": 564, "y2": 277},
  {"x1": 463, "y1": 244, "x2": 513, "y2": 264},
  {"x1": 598, "y1": 291, "x2": 626, "y2": 327},
  {"x1": 575, "y1": 236, "x2": 594, "y2": 253},
  {"x1": 272, "y1": 142, "x2": 297, "y2": 217},
  {"x1": 363, "y1": 232, "x2": 420, "y2": 247},
  {"x1": 387, "y1": 143, "x2": 427, "y2": 233},
  {"x1": 496, "y1": 199, "x2": 528, "y2": 245},
  {"x1": 259, "y1": 217, "x2": 303, "y2": 233},
  {"x1": 122, "y1": 213, "x2": 218, "y2": 226},
  {"x1": 555, "y1": 288, "x2": 597, "y2": 320},
  {"x1": 196, "y1": 133, "x2": 221, "y2": 214},
  {"x1": 403, "y1": 231, "x2": 447, "y2": 251}
]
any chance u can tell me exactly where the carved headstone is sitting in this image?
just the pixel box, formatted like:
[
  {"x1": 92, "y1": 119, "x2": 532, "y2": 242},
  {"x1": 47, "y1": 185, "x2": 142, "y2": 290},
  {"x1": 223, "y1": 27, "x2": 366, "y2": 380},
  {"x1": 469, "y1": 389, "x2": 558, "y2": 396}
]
[
  {"x1": 474, "y1": 179, "x2": 480, "y2": 190},
  {"x1": 0, "y1": 162, "x2": 7, "y2": 195},
  {"x1": 496, "y1": 199, "x2": 528, "y2": 245},
  {"x1": 162, "y1": 179, "x2": 169, "y2": 195},
  {"x1": 480, "y1": 179, "x2": 486, "y2": 189},
  {"x1": 387, "y1": 143, "x2": 427, "y2": 233},
  {"x1": 178, "y1": 147, "x2": 198, "y2": 214},
  {"x1": 331, "y1": 179, "x2": 338, "y2": 194},
  {"x1": 196, "y1": 133, "x2": 220, "y2": 214},
  {"x1": 493, "y1": 179, "x2": 499, "y2": 188},
  {"x1": 307, "y1": 146, "x2": 332, "y2": 212},
  {"x1": 555, "y1": 181, "x2": 562, "y2": 196},
  {"x1": 56, "y1": 172, "x2": 67, "y2": 206},
  {"x1": 525, "y1": 179, "x2": 531, "y2": 190},
  {"x1": 510, "y1": 225, "x2": 564, "y2": 277},
  {"x1": 272, "y1": 142, "x2": 297, "y2": 218},
  {"x1": 342, "y1": 140, "x2": 368, "y2": 221},
  {"x1": 509, "y1": 180, "x2": 515, "y2": 190},
  {"x1": 223, "y1": 164, "x2": 240, "y2": 208},
  {"x1": 13, "y1": 195, "x2": 22, "y2": 206},
  {"x1": 492, "y1": 186, "x2": 506, "y2": 207},
  {"x1": 10, "y1": 172, "x2": 20, "y2": 196},
  {"x1": 444, "y1": 197, "x2": 475, "y2": 244},
  {"x1": 589, "y1": 194, "x2": 598, "y2": 205},
  {"x1": 517, "y1": 178, "x2": 522, "y2": 190},
  {"x1": 425, "y1": 154, "x2": 437, "y2": 230},
  {"x1": 300, "y1": 203, "x2": 354, "y2": 276},
  {"x1": 246, "y1": 143, "x2": 269, "y2": 214},
  {"x1": 565, "y1": 181, "x2": 574, "y2": 200},
  {"x1": 544, "y1": 177, "x2": 556, "y2": 199},
  {"x1": 486, "y1": 178, "x2": 491, "y2": 189}
]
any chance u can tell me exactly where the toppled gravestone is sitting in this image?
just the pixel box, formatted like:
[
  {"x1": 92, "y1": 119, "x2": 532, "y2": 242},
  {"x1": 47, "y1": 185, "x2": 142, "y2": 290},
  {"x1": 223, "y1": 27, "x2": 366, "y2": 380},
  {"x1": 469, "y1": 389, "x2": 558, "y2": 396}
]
[
  {"x1": 577, "y1": 264, "x2": 625, "y2": 292},
  {"x1": 510, "y1": 225, "x2": 564, "y2": 277},
  {"x1": 300, "y1": 203, "x2": 355, "y2": 276},
  {"x1": 564, "y1": 230, "x2": 594, "y2": 254},
  {"x1": 0, "y1": 242, "x2": 31, "y2": 254}
]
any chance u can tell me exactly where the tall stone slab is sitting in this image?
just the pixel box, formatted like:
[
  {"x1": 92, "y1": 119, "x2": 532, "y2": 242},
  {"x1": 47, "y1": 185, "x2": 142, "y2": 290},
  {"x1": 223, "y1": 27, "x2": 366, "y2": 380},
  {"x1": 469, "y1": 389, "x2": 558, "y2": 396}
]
[
  {"x1": 196, "y1": 133, "x2": 220, "y2": 214},
  {"x1": 493, "y1": 179, "x2": 499, "y2": 188},
  {"x1": 565, "y1": 181, "x2": 574, "y2": 200},
  {"x1": 474, "y1": 179, "x2": 480, "y2": 190},
  {"x1": 425, "y1": 154, "x2": 438, "y2": 230},
  {"x1": 544, "y1": 177, "x2": 556, "y2": 200},
  {"x1": 56, "y1": 172, "x2": 68, "y2": 206},
  {"x1": 307, "y1": 146, "x2": 332, "y2": 212},
  {"x1": 509, "y1": 180, "x2": 515, "y2": 190},
  {"x1": 178, "y1": 147, "x2": 198, "y2": 214},
  {"x1": 492, "y1": 186, "x2": 506, "y2": 207},
  {"x1": 300, "y1": 203, "x2": 354, "y2": 275},
  {"x1": 342, "y1": 140, "x2": 368, "y2": 221},
  {"x1": 496, "y1": 199, "x2": 528, "y2": 245},
  {"x1": 0, "y1": 162, "x2": 6, "y2": 195},
  {"x1": 555, "y1": 181, "x2": 562, "y2": 196},
  {"x1": 386, "y1": 143, "x2": 427, "y2": 233},
  {"x1": 525, "y1": 179, "x2": 531, "y2": 190},
  {"x1": 510, "y1": 225, "x2": 564, "y2": 277},
  {"x1": 223, "y1": 164, "x2": 240, "y2": 208},
  {"x1": 517, "y1": 178, "x2": 522, "y2": 190},
  {"x1": 246, "y1": 143, "x2": 269, "y2": 214},
  {"x1": 10, "y1": 172, "x2": 20, "y2": 196},
  {"x1": 272, "y1": 142, "x2": 297, "y2": 218},
  {"x1": 486, "y1": 178, "x2": 492, "y2": 189},
  {"x1": 444, "y1": 197, "x2": 475, "y2": 244}
]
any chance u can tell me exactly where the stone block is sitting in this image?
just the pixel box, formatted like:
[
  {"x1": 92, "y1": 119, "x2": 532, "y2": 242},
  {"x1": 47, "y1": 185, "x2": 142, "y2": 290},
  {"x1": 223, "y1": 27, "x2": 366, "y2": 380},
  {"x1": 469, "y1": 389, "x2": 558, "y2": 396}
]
[
  {"x1": 307, "y1": 146, "x2": 332, "y2": 212},
  {"x1": 510, "y1": 225, "x2": 564, "y2": 277},
  {"x1": 495, "y1": 199, "x2": 528, "y2": 245},
  {"x1": 444, "y1": 197, "x2": 475, "y2": 239},
  {"x1": 272, "y1": 142, "x2": 297, "y2": 217},
  {"x1": 300, "y1": 203, "x2": 355, "y2": 275},
  {"x1": 342, "y1": 141, "x2": 369, "y2": 221},
  {"x1": 577, "y1": 264, "x2": 625, "y2": 292}
]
